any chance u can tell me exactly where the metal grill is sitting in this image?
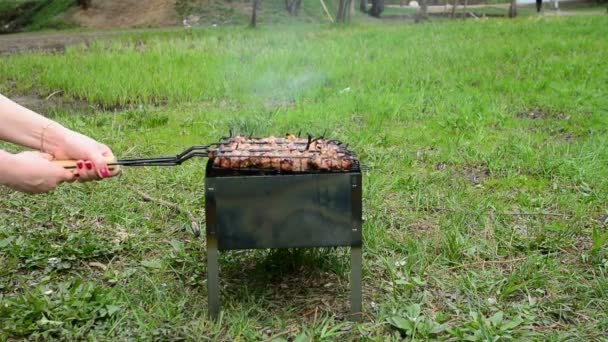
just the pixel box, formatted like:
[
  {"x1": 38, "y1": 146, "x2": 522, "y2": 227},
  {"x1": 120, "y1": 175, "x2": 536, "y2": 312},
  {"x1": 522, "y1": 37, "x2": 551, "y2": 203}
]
[
  {"x1": 107, "y1": 134, "x2": 363, "y2": 175},
  {"x1": 208, "y1": 135, "x2": 361, "y2": 174},
  {"x1": 78, "y1": 133, "x2": 364, "y2": 321},
  {"x1": 205, "y1": 164, "x2": 363, "y2": 321}
]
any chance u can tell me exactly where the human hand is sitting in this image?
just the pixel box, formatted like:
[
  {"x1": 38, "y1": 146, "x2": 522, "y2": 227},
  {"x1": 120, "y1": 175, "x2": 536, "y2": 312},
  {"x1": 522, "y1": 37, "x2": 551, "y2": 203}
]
[
  {"x1": 0, "y1": 151, "x2": 75, "y2": 194},
  {"x1": 48, "y1": 129, "x2": 119, "y2": 181}
]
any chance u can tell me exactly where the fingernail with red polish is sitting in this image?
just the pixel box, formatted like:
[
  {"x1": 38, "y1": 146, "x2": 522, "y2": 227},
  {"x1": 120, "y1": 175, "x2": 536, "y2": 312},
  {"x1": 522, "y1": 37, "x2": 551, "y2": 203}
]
[
  {"x1": 101, "y1": 168, "x2": 109, "y2": 178},
  {"x1": 85, "y1": 161, "x2": 93, "y2": 170},
  {"x1": 77, "y1": 161, "x2": 84, "y2": 169}
]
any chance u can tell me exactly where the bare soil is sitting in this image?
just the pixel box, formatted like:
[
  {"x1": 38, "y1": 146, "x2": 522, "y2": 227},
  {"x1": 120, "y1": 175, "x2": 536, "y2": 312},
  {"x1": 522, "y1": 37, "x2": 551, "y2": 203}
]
[
  {"x1": 0, "y1": 27, "x2": 181, "y2": 55},
  {"x1": 69, "y1": 0, "x2": 178, "y2": 29},
  {"x1": 9, "y1": 93, "x2": 92, "y2": 115},
  {"x1": 518, "y1": 108, "x2": 570, "y2": 120},
  {"x1": 462, "y1": 163, "x2": 491, "y2": 185}
]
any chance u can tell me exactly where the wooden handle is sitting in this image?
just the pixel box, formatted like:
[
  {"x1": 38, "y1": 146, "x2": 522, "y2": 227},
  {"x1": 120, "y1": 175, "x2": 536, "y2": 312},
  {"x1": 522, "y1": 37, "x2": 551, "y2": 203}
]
[{"x1": 52, "y1": 156, "x2": 121, "y2": 175}]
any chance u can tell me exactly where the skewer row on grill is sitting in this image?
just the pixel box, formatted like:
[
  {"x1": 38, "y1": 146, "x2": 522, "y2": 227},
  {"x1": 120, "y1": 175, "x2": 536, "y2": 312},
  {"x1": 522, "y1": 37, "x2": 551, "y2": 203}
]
[{"x1": 208, "y1": 135, "x2": 355, "y2": 172}]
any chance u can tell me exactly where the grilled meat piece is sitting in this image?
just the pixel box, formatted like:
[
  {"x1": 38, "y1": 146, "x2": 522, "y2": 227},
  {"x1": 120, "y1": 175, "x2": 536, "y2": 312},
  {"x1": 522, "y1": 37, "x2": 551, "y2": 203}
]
[{"x1": 209, "y1": 135, "x2": 355, "y2": 172}]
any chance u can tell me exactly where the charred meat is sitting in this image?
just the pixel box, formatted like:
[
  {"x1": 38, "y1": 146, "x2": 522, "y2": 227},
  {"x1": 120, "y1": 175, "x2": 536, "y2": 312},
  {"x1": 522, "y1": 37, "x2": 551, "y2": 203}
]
[{"x1": 208, "y1": 135, "x2": 356, "y2": 172}]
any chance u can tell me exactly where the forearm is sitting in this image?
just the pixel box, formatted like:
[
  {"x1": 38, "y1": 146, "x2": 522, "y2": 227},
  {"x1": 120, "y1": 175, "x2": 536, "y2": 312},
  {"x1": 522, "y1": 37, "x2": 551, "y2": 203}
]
[
  {"x1": 0, "y1": 93, "x2": 71, "y2": 154},
  {"x1": 0, "y1": 149, "x2": 16, "y2": 186}
]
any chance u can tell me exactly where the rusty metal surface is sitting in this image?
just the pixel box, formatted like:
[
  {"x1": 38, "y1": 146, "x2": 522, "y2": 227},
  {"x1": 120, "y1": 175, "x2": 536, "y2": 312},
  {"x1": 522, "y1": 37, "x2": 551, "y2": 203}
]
[{"x1": 206, "y1": 171, "x2": 362, "y2": 250}]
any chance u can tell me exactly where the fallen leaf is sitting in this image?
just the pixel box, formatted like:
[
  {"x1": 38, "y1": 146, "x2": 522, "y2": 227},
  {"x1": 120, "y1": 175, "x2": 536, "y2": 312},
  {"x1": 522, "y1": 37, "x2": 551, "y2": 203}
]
[
  {"x1": 142, "y1": 259, "x2": 162, "y2": 269},
  {"x1": 89, "y1": 262, "x2": 108, "y2": 271},
  {"x1": 106, "y1": 304, "x2": 121, "y2": 316},
  {"x1": 37, "y1": 317, "x2": 63, "y2": 326}
]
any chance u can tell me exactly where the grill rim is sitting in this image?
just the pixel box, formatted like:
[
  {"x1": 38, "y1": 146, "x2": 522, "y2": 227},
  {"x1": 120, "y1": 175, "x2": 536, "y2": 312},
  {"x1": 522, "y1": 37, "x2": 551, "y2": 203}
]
[{"x1": 208, "y1": 135, "x2": 361, "y2": 174}]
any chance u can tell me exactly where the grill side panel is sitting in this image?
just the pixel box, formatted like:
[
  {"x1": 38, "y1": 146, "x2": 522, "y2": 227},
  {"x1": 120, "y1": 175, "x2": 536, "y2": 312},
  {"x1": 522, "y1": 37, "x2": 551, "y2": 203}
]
[{"x1": 205, "y1": 171, "x2": 361, "y2": 250}]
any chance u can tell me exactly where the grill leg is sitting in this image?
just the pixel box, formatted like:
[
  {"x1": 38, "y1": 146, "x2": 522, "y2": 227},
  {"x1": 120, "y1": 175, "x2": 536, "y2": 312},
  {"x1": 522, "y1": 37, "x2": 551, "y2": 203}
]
[
  {"x1": 207, "y1": 235, "x2": 220, "y2": 320},
  {"x1": 350, "y1": 245, "x2": 362, "y2": 321}
]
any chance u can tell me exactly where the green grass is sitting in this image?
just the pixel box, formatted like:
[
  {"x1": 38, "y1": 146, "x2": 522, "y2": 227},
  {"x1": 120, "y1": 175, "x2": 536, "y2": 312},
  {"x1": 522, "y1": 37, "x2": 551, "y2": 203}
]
[
  {"x1": 0, "y1": 0, "x2": 75, "y2": 32},
  {"x1": 26, "y1": 0, "x2": 75, "y2": 31},
  {"x1": 0, "y1": 0, "x2": 31, "y2": 13},
  {"x1": 1, "y1": 16, "x2": 608, "y2": 340}
]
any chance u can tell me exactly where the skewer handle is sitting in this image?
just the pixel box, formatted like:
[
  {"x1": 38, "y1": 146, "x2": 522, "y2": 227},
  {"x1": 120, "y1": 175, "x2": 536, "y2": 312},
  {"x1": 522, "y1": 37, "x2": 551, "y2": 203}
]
[{"x1": 52, "y1": 156, "x2": 120, "y2": 174}]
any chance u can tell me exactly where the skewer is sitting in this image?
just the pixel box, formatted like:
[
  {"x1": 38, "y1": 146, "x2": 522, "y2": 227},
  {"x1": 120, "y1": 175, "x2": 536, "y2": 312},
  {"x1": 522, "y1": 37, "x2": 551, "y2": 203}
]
[{"x1": 56, "y1": 134, "x2": 361, "y2": 172}]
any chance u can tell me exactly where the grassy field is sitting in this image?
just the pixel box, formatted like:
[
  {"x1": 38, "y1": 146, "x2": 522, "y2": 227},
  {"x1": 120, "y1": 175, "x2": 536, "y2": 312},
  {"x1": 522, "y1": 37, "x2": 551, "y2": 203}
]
[{"x1": 1, "y1": 15, "x2": 608, "y2": 340}]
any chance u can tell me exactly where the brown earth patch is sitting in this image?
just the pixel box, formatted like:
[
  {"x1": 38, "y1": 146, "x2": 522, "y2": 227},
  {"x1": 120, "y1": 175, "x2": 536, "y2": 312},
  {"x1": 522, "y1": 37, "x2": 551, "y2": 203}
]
[
  {"x1": 8, "y1": 92, "x2": 137, "y2": 115},
  {"x1": 69, "y1": 0, "x2": 179, "y2": 29},
  {"x1": 10, "y1": 93, "x2": 93, "y2": 116},
  {"x1": 596, "y1": 214, "x2": 608, "y2": 228},
  {"x1": 0, "y1": 27, "x2": 182, "y2": 55},
  {"x1": 409, "y1": 219, "x2": 440, "y2": 240},
  {"x1": 518, "y1": 108, "x2": 570, "y2": 120},
  {"x1": 435, "y1": 161, "x2": 447, "y2": 170},
  {"x1": 461, "y1": 163, "x2": 491, "y2": 185}
]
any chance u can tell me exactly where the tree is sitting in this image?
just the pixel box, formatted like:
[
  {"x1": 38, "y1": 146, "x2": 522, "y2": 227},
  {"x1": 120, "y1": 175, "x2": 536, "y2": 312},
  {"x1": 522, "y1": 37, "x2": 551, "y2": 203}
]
[
  {"x1": 251, "y1": 0, "x2": 260, "y2": 27},
  {"x1": 369, "y1": 0, "x2": 384, "y2": 17},
  {"x1": 336, "y1": 0, "x2": 353, "y2": 22},
  {"x1": 415, "y1": 0, "x2": 428, "y2": 22},
  {"x1": 360, "y1": 0, "x2": 367, "y2": 12},
  {"x1": 285, "y1": 0, "x2": 302, "y2": 15},
  {"x1": 509, "y1": 0, "x2": 517, "y2": 17}
]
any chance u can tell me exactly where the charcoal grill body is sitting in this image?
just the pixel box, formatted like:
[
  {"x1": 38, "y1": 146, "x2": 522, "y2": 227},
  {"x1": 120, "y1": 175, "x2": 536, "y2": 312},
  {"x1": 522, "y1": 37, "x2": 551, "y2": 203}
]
[{"x1": 205, "y1": 162, "x2": 363, "y2": 320}]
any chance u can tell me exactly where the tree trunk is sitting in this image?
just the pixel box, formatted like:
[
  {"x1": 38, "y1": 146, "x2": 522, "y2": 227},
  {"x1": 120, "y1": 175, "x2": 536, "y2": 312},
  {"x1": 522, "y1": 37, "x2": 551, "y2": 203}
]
[
  {"x1": 251, "y1": 0, "x2": 259, "y2": 27},
  {"x1": 509, "y1": 0, "x2": 517, "y2": 17},
  {"x1": 337, "y1": 0, "x2": 354, "y2": 22},
  {"x1": 77, "y1": 0, "x2": 91, "y2": 10},
  {"x1": 463, "y1": 0, "x2": 467, "y2": 18},
  {"x1": 415, "y1": 0, "x2": 427, "y2": 22},
  {"x1": 337, "y1": 0, "x2": 346, "y2": 21},
  {"x1": 451, "y1": 0, "x2": 457, "y2": 18},
  {"x1": 285, "y1": 0, "x2": 303, "y2": 15},
  {"x1": 420, "y1": 0, "x2": 428, "y2": 20},
  {"x1": 369, "y1": 0, "x2": 384, "y2": 17},
  {"x1": 360, "y1": 0, "x2": 367, "y2": 12}
]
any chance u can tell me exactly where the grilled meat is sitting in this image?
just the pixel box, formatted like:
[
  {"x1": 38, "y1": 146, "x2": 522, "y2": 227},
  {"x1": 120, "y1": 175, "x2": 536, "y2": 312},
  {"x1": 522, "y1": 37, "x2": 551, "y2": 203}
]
[{"x1": 209, "y1": 135, "x2": 355, "y2": 172}]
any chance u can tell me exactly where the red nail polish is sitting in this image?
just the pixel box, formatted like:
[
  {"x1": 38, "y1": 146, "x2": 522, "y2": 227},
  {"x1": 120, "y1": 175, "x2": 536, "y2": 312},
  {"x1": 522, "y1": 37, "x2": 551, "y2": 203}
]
[
  {"x1": 85, "y1": 161, "x2": 93, "y2": 170},
  {"x1": 77, "y1": 161, "x2": 84, "y2": 169}
]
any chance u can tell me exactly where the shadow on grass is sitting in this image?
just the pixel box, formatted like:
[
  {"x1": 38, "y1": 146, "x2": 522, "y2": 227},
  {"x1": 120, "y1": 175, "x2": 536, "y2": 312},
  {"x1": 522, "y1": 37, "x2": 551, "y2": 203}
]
[{"x1": 219, "y1": 248, "x2": 352, "y2": 318}]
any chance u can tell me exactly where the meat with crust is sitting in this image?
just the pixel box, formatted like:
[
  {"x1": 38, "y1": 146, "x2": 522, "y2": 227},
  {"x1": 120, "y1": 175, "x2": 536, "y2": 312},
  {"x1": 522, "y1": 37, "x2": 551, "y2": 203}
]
[{"x1": 210, "y1": 135, "x2": 355, "y2": 172}]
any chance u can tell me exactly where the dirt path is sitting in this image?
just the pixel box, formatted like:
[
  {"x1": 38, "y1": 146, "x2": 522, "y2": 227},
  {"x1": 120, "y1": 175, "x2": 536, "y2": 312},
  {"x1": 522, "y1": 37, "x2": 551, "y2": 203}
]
[
  {"x1": 387, "y1": 3, "x2": 511, "y2": 14},
  {"x1": 0, "y1": 27, "x2": 182, "y2": 55},
  {"x1": 70, "y1": 0, "x2": 178, "y2": 29},
  {"x1": 386, "y1": 0, "x2": 607, "y2": 14}
]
